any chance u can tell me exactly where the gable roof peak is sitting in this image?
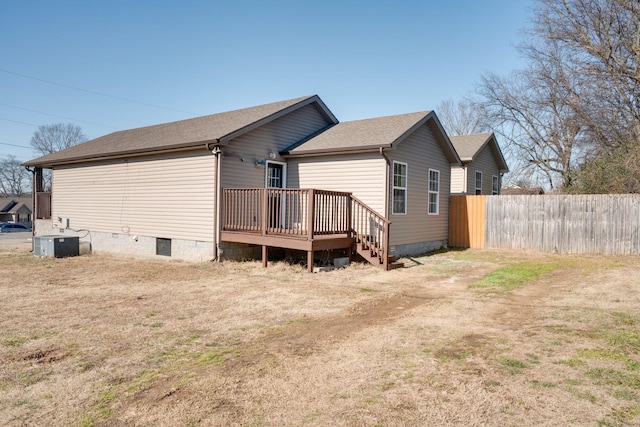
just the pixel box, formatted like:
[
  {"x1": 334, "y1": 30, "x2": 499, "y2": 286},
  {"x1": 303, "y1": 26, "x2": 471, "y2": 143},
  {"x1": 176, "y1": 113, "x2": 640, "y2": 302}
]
[{"x1": 449, "y1": 132, "x2": 508, "y2": 172}]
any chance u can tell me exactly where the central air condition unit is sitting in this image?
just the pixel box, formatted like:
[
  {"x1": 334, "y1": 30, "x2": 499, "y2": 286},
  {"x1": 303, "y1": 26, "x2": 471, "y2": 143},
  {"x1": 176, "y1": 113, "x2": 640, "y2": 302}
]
[{"x1": 34, "y1": 236, "x2": 80, "y2": 258}]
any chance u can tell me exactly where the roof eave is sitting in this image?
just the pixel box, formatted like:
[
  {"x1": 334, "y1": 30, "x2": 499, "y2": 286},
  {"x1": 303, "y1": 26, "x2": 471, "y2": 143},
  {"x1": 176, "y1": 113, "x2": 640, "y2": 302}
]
[
  {"x1": 283, "y1": 144, "x2": 391, "y2": 158},
  {"x1": 23, "y1": 142, "x2": 215, "y2": 168}
]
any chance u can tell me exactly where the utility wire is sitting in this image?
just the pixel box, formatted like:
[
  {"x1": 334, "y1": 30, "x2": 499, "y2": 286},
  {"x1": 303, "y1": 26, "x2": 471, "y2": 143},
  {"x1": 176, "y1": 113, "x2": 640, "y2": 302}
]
[
  {"x1": 0, "y1": 102, "x2": 120, "y2": 130},
  {"x1": 0, "y1": 142, "x2": 31, "y2": 149},
  {"x1": 0, "y1": 68, "x2": 197, "y2": 115},
  {"x1": 0, "y1": 117, "x2": 39, "y2": 127}
]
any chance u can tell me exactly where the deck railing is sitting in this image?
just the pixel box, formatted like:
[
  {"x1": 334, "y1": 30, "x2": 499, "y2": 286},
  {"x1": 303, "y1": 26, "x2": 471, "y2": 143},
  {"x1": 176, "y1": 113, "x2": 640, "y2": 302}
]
[
  {"x1": 222, "y1": 188, "x2": 352, "y2": 238},
  {"x1": 222, "y1": 188, "x2": 390, "y2": 268}
]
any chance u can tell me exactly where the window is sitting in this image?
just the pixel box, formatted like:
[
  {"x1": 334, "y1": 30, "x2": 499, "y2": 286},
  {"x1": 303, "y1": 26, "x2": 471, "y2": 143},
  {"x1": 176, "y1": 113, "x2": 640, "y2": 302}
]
[
  {"x1": 475, "y1": 171, "x2": 482, "y2": 195},
  {"x1": 266, "y1": 162, "x2": 285, "y2": 188},
  {"x1": 492, "y1": 175, "x2": 499, "y2": 195},
  {"x1": 428, "y1": 169, "x2": 440, "y2": 215},
  {"x1": 392, "y1": 161, "x2": 407, "y2": 214}
]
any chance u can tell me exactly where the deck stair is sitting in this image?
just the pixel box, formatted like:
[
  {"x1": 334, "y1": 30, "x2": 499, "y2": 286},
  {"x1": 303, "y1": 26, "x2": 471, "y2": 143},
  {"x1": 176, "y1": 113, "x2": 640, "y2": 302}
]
[{"x1": 354, "y1": 236, "x2": 403, "y2": 270}]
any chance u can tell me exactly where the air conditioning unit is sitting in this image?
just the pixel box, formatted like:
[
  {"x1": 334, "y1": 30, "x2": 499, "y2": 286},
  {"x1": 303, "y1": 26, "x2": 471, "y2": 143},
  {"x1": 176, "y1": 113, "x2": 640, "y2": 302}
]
[{"x1": 34, "y1": 236, "x2": 79, "y2": 258}]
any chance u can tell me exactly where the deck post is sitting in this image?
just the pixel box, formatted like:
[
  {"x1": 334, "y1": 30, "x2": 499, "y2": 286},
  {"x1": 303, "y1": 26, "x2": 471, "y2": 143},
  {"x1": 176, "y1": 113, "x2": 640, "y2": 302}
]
[
  {"x1": 262, "y1": 245, "x2": 268, "y2": 268},
  {"x1": 307, "y1": 189, "x2": 315, "y2": 239},
  {"x1": 307, "y1": 250, "x2": 314, "y2": 273},
  {"x1": 346, "y1": 193, "x2": 352, "y2": 238},
  {"x1": 382, "y1": 221, "x2": 390, "y2": 271},
  {"x1": 261, "y1": 188, "x2": 268, "y2": 235}
]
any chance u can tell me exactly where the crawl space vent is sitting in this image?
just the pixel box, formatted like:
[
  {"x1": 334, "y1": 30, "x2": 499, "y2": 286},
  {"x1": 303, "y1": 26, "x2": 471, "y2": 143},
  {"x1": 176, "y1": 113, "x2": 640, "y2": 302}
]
[{"x1": 156, "y1": 238, "x2": 171, "y2": 257}]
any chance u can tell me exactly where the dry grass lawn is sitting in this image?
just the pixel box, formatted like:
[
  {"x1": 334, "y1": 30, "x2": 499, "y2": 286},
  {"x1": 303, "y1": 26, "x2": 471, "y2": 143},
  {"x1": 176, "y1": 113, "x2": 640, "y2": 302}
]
[{"x1": 1, "y1": 245, "x2": 640, "y2": 426}]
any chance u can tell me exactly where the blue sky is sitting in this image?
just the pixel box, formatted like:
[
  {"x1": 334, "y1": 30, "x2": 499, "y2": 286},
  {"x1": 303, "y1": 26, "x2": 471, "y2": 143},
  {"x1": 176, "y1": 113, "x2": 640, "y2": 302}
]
[{"x1": 1, "y1": 0, "x2": 532, "y2": 162}]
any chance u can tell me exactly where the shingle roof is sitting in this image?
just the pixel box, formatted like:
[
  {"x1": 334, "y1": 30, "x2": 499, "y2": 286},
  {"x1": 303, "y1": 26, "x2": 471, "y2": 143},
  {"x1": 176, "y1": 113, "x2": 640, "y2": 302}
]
[
  {"x1": 25, "y1": 95, "x2": 331, "y2": 167},
  {"x1": 286, "y1": 111, "x2": 442, "y2": 154},
  {"x1": 448, "y1": 132, "x2": 493, "y2": 161},
  {"x1": 449, "y1": 132, "x2": 509, "y2": 172}
]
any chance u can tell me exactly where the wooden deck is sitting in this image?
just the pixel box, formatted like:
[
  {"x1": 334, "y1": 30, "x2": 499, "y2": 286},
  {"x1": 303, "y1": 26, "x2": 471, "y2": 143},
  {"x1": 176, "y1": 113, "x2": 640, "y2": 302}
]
[{"x1": 221, "y1": 188, "x2": 395, "y2": 271}]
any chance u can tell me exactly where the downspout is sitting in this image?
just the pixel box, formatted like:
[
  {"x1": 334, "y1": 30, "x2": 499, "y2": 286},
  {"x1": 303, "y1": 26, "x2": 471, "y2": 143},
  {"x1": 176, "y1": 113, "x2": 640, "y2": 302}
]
[
  {"x1": 25, "y1": 166, "x2": 35, "y2": 253},
  {"x1": 207, "y1": 143, "x2": 222, "y2": 262},
  {"x1": 379, "y1": 147, "x2": 390, "y2": 218}
]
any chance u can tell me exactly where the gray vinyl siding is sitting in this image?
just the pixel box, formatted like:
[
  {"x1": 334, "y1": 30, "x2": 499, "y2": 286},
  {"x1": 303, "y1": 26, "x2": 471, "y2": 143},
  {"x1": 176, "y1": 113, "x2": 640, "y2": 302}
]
[
  {"x1": 51, "y1": 150, "x2": 215, "y2": 241},
  {"x1": 287, "y1": 154, "x2": 386, "y2": 215},
  {"x1": 450, "y1": 166, "x2": 465, "y2": 194},
  {"x1": 221, "y1": 104, "x2": 331, "y2": 189},
  {"x1": 386, "y1": 124, "x2": 451, "y2": 247},
  {"x1": 466, "y1": 145, "x2": 502, "y2": 195}
]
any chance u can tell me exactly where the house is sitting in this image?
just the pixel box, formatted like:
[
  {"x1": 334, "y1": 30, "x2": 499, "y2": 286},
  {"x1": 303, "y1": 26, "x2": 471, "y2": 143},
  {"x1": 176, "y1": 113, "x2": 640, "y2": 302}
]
[
  {"x1": 24, "y1": 95, "x2": 465, "y2": 270},
  {"x1": 500, "y1": 186, "x2": 545, "y2": 195},
  {"x1": 449, "y1": 132, "x2": 509, "y2": 195},
  {"x1": 0, "y1": 197, "x2": 33, "y2": 224}
]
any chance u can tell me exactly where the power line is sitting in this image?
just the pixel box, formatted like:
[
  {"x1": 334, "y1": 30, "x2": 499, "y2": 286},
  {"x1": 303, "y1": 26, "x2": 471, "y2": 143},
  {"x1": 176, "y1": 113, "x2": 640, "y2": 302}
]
[
  {"x1": 0, "y1": 68, "x2": 197, "y2": 115},
  {"x1": 0, "y1": 117, "x2": 39, "y2": 127},
  {"x1": 0, "y1": 102, "x2": 120, "y2": 130},
  {"x1": 0, "y1": 142, "x2": 30, "y2": 149},
  {"x1": 0, "y1": 141, "x2": 31, "y2": 149}
]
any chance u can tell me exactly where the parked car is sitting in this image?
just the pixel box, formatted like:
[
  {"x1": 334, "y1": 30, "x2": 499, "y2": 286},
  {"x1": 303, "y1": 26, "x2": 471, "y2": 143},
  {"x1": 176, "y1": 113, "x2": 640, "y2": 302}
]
[{"x1": 0, "y1": 223, "x2": 32, "y2": 233}]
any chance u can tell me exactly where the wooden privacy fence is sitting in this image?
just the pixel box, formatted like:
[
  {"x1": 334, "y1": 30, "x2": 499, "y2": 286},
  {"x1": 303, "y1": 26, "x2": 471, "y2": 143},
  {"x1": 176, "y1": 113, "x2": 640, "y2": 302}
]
[
  {"x1": 449, "y1": 195, "x2": 486, "y2": 248},
  {"x1": 450, "y1": 194, "x2": 640, "y2": 255}
]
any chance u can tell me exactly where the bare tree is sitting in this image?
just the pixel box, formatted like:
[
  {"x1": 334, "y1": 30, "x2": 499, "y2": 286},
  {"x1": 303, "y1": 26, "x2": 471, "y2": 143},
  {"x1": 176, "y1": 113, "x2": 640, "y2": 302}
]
[
  {"x1": 30, "y1": 123, "x2": 87, "y2": 191},
  {"x1": 436, "y1": 98, "x2": 491, "y2": 136},
  {"x1": 534, "y1": 0, "x2": 640, "y2": 150},
  {"x1": 31, "y1": 123, "x2": 87, "y2": 157},
  {"x1": 479, "y1": 0, "x2": 640, "y2": 192},
  {"x1": 0, "y1": 156, "x2": 29, "y2": 197},
  {"x1": 480, "y1": 52, "x2": 583, "y2": 190}
]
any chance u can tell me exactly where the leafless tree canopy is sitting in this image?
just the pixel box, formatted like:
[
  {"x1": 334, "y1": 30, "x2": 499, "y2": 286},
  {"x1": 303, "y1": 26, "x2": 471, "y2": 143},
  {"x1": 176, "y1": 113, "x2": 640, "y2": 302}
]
[
  {"x1": 436, "y1": 98, "x2": 491, "y2": 136},
  {"x1": 0, "y1": 156, "x2": 29, "y2": 197},
  {"x1": 31, "y1": 123, "x2": 87, "y2": 157},
  {"x1": 479, "y1": 0, "x2": 640, "y2": 192}
]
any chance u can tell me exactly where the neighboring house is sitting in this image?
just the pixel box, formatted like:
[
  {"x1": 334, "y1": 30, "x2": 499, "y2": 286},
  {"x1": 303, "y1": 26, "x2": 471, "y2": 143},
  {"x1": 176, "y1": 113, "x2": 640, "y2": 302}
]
[
  {"x1": 24, "y1": 95, "x2": 464, "y2": 270},
  {"x1": 0, "y1": 197, "x2": 33, "y2": 224},
  {"x1": 449, "y1": 132, "x2": 509, "y2": 195},
  {"x1": 500, "y1": 186, "x2": 545, "y2": 195}
]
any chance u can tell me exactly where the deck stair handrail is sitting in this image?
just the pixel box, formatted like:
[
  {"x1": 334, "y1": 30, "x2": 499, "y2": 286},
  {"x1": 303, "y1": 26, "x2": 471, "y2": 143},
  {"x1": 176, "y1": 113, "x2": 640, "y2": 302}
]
[{"x1": 350, "y1": 195, "x2": 391, "y2": 270}]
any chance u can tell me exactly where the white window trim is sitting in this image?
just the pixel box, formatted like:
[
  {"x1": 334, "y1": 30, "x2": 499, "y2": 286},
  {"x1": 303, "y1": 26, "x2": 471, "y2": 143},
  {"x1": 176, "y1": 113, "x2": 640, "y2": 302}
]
[
  {"x1": 492, "y1": 175, "x2": 499, "y2": 195},
  {"x1": 428, "y1": 168, "x2": 440, "y2": 215},
  {"x1": 265, "y1": 160, "x2": 287, "y2": 188},
  {"x1": 392, "y1": 161, "x2": 408, "y2": 215},
  {"x1": 475, "y1": 170, "x2": 482, "y2": 195}
]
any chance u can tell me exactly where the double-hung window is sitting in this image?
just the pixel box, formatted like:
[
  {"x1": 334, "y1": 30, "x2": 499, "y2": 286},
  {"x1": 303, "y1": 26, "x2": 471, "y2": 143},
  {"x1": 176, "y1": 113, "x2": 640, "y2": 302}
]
[
  {"x1": 428, "y1": 169, "x2": 440, "y2": 215},
  {"x1": 392, "y1": 161, "x2": 407, "y2": 214},
  {"x1": 475, "y1": 171, "x2": 482, "y2": 195},
  {"x1": 492, "y1": 175, "x2": 499, "y2": 195}
]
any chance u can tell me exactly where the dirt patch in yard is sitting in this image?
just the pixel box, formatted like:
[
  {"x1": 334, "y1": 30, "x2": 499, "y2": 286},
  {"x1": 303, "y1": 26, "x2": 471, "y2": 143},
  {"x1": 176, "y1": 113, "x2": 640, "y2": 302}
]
[{"x1": 2, "y1": 248, "x2": 640, "y2": 426}]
